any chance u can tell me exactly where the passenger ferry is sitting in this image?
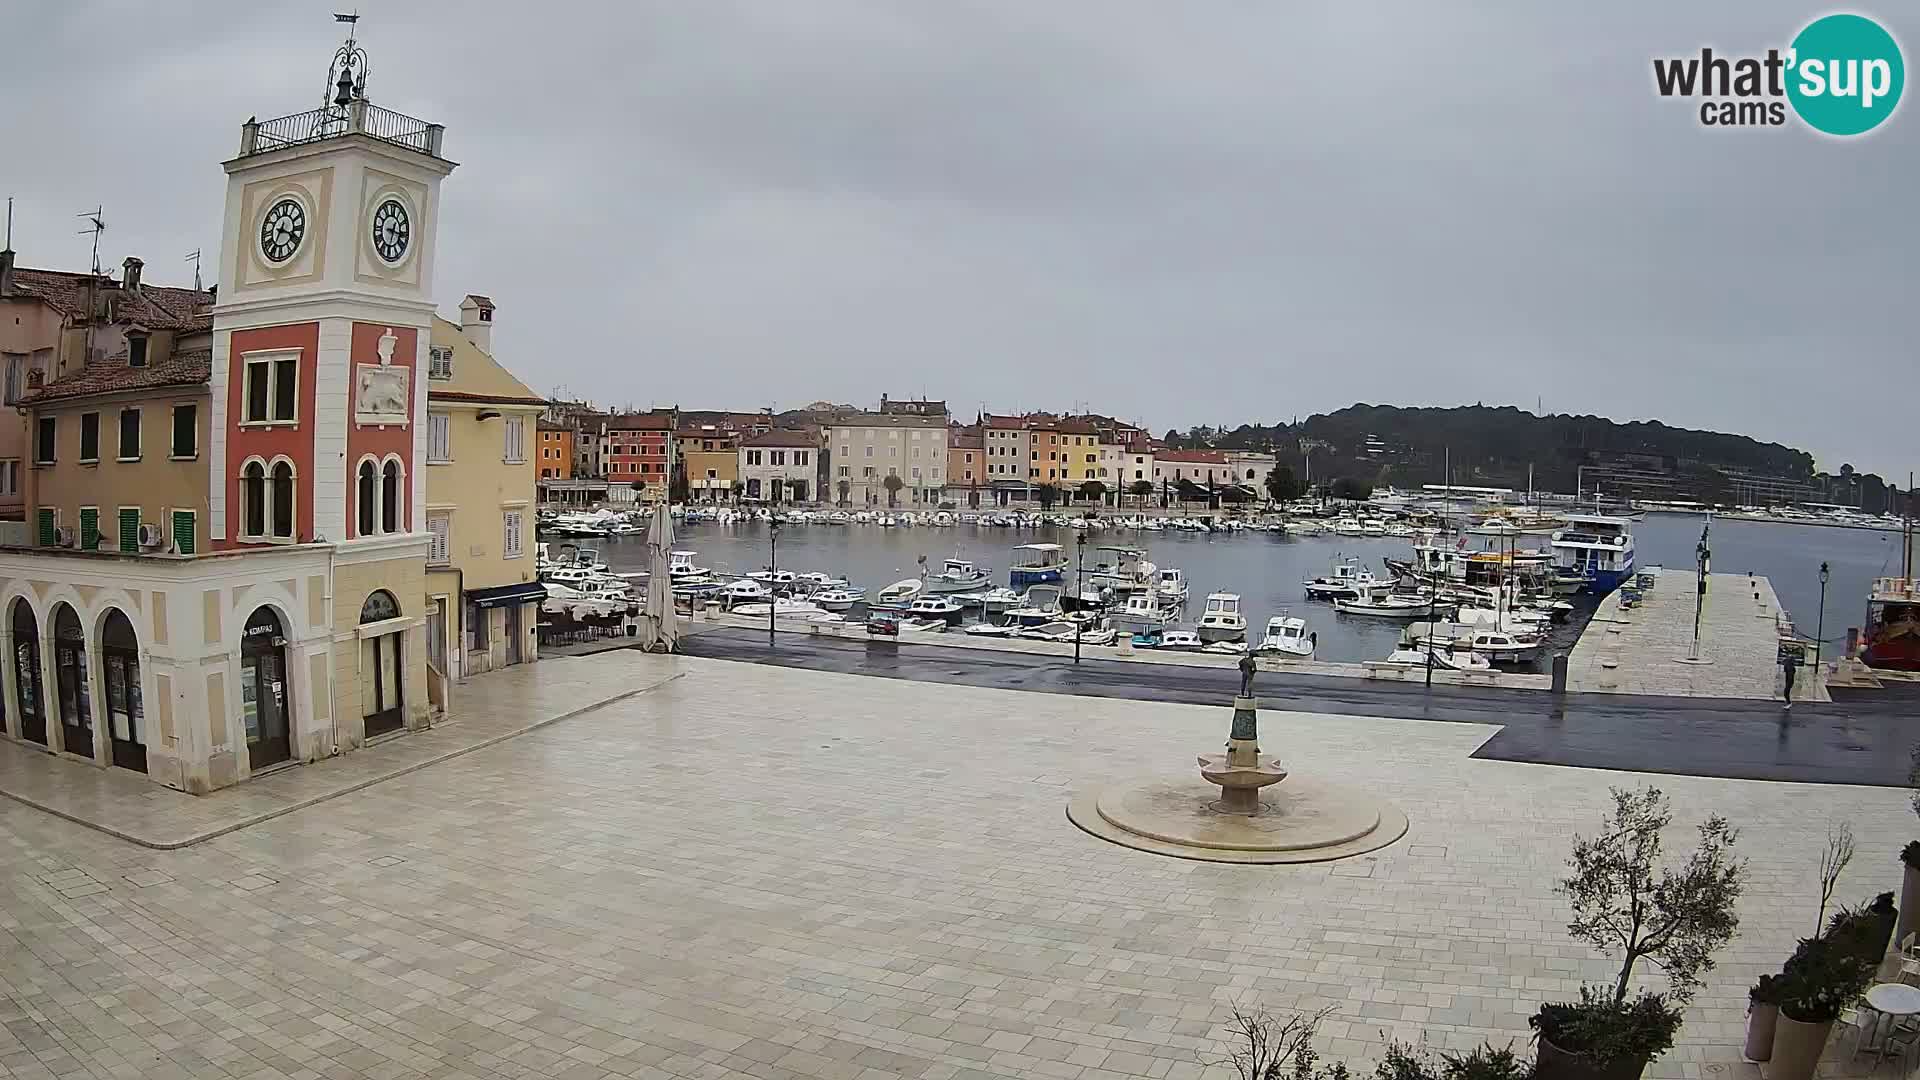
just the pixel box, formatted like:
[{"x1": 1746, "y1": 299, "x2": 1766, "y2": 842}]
[
  {"x1": 1009, "y1": 543, "x2": 1069, "y2": 587},
  {"x1": 1549, "y1": 514, "x2": 1636, "y2": 595}
]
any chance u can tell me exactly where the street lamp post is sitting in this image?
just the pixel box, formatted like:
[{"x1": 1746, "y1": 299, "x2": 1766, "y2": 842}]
[
  {"x1": 1074, "y1": 531, "x2": 1087, "y2": 664},
  {"x1": 1688, "y1": 519, "x2": 1710, "y2": 661},
  {"x1": 1815, "y1": 561, "x2": 1829, "y2": 672},
  {"x1": 767, "y1": 517, "x2": 781, "y2": 645}
]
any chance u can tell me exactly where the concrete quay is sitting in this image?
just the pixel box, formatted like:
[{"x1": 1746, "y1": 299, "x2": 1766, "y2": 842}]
[{"x1": 1565, "y1": 567, "x2": 1825, "y2": 701}]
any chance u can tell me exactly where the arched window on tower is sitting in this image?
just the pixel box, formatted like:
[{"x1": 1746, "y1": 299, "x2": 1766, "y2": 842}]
[
  {"x1": 242, "y1": 461, "x2": 266, "y2": 538},
  {"x1": 357, "y1": 460, "x2": 377, "y2": 537},
  {"x1": 381, "y1": 459, "x2": 401, "y2": 533},
  {"x1": 270, "y1": 461, "x2": 295, "y2": 539}
]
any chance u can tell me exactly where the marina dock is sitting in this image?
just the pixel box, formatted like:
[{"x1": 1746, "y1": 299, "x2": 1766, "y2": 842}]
[{"x1": 1564, "y1": 567, "x2": 1826, "y2": 701}]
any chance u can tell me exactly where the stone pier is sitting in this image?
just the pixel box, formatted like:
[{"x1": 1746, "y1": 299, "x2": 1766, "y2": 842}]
[{"x1": 1565, "y1": 567, "x2": 1827, "y2": 700}]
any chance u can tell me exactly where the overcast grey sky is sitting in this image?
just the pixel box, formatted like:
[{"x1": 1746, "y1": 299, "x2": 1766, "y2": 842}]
[{"x1": 5, "y1": 3, "x2": 1914, "y2": 475}]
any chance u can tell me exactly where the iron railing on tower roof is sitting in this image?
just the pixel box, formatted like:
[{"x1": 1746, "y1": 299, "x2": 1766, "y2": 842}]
[{"x1": 239, "y1": 100, "x2": 444, "y2": 159}]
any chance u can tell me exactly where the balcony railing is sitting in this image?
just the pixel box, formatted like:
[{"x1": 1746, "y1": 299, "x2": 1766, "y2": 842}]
[{"x1": 240, "y1": 100, "x2": 445, "y2": 159}]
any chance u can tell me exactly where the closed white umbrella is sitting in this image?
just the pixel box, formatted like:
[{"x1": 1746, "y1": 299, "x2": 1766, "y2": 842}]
[{"x1": 646, "y1": 502, "x2": 678, "y2": 652}]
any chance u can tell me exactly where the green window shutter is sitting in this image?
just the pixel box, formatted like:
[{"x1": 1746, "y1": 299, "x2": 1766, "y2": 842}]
[
  {"x1": 36, "y1": 508, "x2": 55, "y2": 546},
  {"x1": 119, "y1": 508, "x2": 140, "y2": 553},
  {"x1": 171, "y1": 510, "x2": 196, "y2": 555},
  {"x1": 79, "y1": 508, "x2": 99, "y2": 551}
]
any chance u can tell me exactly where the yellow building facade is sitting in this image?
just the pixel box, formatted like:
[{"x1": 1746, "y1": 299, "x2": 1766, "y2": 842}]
[{"x1": 425, "y1": 305, "x2": 545, "y2": 685}]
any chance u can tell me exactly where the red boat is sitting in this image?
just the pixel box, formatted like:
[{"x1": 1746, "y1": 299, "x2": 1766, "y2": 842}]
[{"x1": 1862, "y1": 577, "x2": 1920, "y2": 671}]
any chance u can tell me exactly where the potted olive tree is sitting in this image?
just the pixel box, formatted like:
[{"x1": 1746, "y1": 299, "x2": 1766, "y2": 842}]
[
  {"x1": 1770, "y1": 918, "x2": 1878, "y2": 1080},
  {"x1": 1743, "y1": 975, "x2": 1781, "y2": 1061},
  {"x1": 1531, "y1": 788, "x2": 1744, "y2": 1080}
]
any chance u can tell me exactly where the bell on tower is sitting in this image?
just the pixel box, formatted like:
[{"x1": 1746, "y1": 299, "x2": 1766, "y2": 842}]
[{"x1": 326, "y1": 12, "x2": 371, "y2": 112}]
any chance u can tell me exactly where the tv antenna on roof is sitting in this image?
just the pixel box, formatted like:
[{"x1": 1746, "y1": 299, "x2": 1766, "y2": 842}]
[
  {"x1": 76, "y1": 207, "x2": 106, "y2": 276},
  {"x1": 184, "y1": 249, "x2": 203, "y2": 291}
]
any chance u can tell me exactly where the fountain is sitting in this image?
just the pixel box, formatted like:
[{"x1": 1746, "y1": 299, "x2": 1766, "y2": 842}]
[{"x1": 1067, "y1": 657, "x2": 1408, "y2": 864}]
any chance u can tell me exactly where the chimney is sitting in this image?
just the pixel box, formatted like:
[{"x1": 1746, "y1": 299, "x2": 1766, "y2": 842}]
[
  {"x1": 122, "y1": 256, "x2": 144, "y2": 293},
  {"x1": 459, "y1": 294, "x2": 495, "y2": 352},
  {"x1": 0, "y1": 248, "x2": 13, "y2": 296}
]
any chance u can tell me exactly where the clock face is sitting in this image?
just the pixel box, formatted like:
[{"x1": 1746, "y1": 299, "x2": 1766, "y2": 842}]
[
  {"x1": 259, "y1": 198, "x2": 306, "y2": 264},
  {"x1": 370, "y1": 198, "x2": 411, "y2": 264}
]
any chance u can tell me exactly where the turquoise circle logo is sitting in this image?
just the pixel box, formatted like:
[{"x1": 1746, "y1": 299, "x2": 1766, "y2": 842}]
[{"x1": 1787, "y1": 13, "x2": 1905, "y2": 135}]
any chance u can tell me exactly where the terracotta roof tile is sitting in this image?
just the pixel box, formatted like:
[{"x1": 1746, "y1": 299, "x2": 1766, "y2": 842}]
[
  {"x1": 741, "y1": 428, "x2": 819, "y2": 448},
  {"x1": 26, "y1": 349, "x2": 211, "y2": 404},
  {"x1": 9, "y1": 268, "x2": 213, "y2": 332}
]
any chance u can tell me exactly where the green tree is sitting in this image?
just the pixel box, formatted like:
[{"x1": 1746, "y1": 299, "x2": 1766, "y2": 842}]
[
  {"x1": 1563, "y1": 787, "x2": 1744, "y2": 1006},
  {"x1": 1078, "y1": 479, "x2": 1107, "y2": 504},
  {"x1": 882, "y1": 473, "x2": 905, "y2": 507},
  {"x1": 836, "y1": 478, "x2": 850, "y2": 506},
  {"x1": 1035, "y1": 482, "x2": 1060, "y2": 510},
  {"x1": 1329, "y1": 477, "x2": 1373, "y2": 501},
  {"x1": 1127, "y1": 479, "x2": 1154, "y2": 506},
  {"x1": 1265, "y1": 464, "x2": 1301, "y2": 503},
  {"x1": 729, "y1": 480, "x2": 745, "y2": 504},
  {"x1": 667, "y1": 472, "x2": 690, "y2": 504}
]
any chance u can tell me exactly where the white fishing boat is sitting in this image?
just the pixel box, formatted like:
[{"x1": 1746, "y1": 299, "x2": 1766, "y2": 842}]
[
  {"x1": 810, "y1": 588, "x2": 866, "y2": 612},
  {"x1": 1196, "y1": 592, "x2": 1247, "y2": 643},
  {"x1": 1332, "y1": 585, "x2": 1435, "y2": 618},
  {"x1": 1085, "y1": 547, "x2": 1158, "y2": 593},
  {"x1": 962, "y1": 620, "x2": 1020, "y2": 637},
  {"x1": 973, "y1": 586, "x2": 1024, "y2": 615},
  {"x1": 1021, "y1": 620, "x2": 1116, "y2": 646},
  {"x1": 745, "y1": 568, "x2": 798, "y2": 586},
  {"x1": 904, "y1": 596, "x2": 966, "y2": 625},
  {"x1": 1009, "y1": 543, "x2": 1069, "y2": 587},
  {"x1": 729, "y1": 599, "x2": 844, "y2": 624},
  {"x1": 1005, "y1": 584, "x2": 1065, "y2": 627},
  {"x1": 871, "y1": 578, "x2": 924, "y2": 609},
  {"x1": 1110, "y1": 593, "x2": 1175, "y2": 634},
  {"x1": 924, "y1": 557, "x2": 993, "y2": 594},
  {"x1": 1383, "y1": 646, "x2": 1492, "y2": 672},
  {"x1": 1257, "y1": 614, "x2": 1316, "y2": 658},
  {"x1": 667, "y1": 550, "x2": 710, "y2": 581},
  {"x1": 1157, "y1": 629, "x2": 1203, "y2": 650},
  {"x1": 1302, "y1": 559, "x2": 1384, "y2": 601},
  {"x1": 1405, "y1": 622, "x2": 1539, "y2": 664},
  {"x1": 1156, "y1": 567, "x2": 1189, "y2": 604},
  {"x1": 1202, "y1": 640, "x2": 1249, "y2": 655},
  {"x1": 1454, "y1": 606, "x2": 1551, "y2": 635},
  {"x1": 719, "y1": 579, "x2": 772, "y2": 605}
]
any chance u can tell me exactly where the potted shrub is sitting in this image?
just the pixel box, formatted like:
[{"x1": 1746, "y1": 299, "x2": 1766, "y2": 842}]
[
  {"x1": 1743, "y1": 975, "x2": 1781, "y2": 1061},
  {"x1": 1868, "y1": 891, "x2": 1899, "y2": 960},
  {"x1": 1900, "y1": 842, "x2": 1920, "y2": 947},
  {"x1": 1531, "y1": 787, "x2": 1745, "y2": 1080},
  {"x1": 1771, "y1": 932, "x2": 1877, "y2": 1080}
]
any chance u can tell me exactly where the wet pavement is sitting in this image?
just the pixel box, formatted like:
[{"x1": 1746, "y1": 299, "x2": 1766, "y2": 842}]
[{"x1": 681, "y1": 629, "x2": 1912, "y2": 787}]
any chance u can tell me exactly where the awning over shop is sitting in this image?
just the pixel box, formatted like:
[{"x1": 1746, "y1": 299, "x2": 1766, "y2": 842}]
[{"x1": 467, "y1": 581, "x2": 547, "y2": 610}]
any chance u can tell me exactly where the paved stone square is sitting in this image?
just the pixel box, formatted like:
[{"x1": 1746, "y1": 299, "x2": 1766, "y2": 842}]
[{"x1": 0, "y1": 653, "x2": 1910, "y2": 1080}]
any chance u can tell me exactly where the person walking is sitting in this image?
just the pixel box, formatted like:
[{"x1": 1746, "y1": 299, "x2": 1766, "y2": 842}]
[{"x1": 1780, "y1": 646, "x2": 1800, "y2": 709}]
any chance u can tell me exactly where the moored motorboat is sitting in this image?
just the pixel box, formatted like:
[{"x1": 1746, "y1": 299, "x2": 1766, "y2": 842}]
[
  {"x1": 1196, "y1": 592, "x2": 1247, "y2": 643},
  {"x1": 1332, "y1": 585, "x2": 1435, "y2": 618},
  {"x1": 871, "y1": 578, "x2": 924, "y2": 609},
  {"x1": 1303, "y1": 559, "x2": 1384, "y2": 601},
  {"x1": 904, "y1": 596, "x2": 966, "y2": 625},
  {"x1": 924, "y1": 557, "x2": 994, "y2": 594},
  {"x1": 1257, "y1": 614, "x2": 1316, "y2": 658}
]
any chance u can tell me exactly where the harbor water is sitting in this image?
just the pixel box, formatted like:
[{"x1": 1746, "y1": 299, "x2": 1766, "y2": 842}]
[{"x1": 584, "y1": 512, "x2": 1901, "y2": 668}]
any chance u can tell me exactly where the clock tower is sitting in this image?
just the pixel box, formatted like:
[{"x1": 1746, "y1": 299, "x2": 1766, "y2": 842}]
[
  {"x1": 210, "y1": 19, "x2": 454, "y2": 551},
  {"x1": 209, "y1": 18, "x2": 456, "y2": 743}
]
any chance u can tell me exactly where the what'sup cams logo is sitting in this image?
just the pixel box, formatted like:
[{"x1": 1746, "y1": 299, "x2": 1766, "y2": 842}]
[{"x1": 1654, "y1": 13, "x2": 1904, "y2": 135}]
